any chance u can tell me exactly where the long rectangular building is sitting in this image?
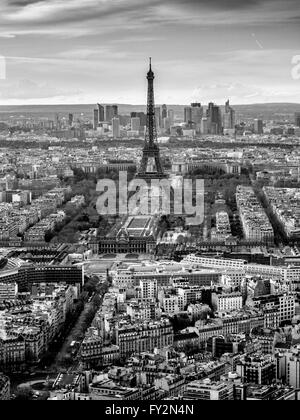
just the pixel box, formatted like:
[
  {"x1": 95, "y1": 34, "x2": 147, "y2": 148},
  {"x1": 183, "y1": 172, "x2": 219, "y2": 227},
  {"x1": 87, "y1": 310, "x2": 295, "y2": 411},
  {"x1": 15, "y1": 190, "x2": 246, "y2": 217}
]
[
  {"x1": 236, "y1": 186, "x2": 274, "y2": 243},
  {"x1": 116, "y1": 320, "x2": 174, "y2": 358},
  {"x1": 0, "y1": 265, "x2": 84, "y2": 292}
]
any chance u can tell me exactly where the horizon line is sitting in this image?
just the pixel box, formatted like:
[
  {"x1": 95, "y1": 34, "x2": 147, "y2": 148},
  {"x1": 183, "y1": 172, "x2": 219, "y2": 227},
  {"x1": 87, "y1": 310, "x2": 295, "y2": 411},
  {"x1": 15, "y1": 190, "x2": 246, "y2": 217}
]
[{"x1": 0, "y1": 101, "x2": 300, "y2": 108}]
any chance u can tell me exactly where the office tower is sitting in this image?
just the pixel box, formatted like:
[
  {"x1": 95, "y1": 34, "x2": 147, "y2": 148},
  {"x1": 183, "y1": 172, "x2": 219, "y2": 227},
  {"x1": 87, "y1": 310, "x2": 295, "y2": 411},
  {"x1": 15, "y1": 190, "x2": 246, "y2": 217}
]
[
  {"x1": 207, "y1": 102, "x2": 222, "y2": 134},
  {"x1": 295, "y1": 112, "x2": 300, "y2": 127},
  {"x1": 113, "y1": 105, "x2": 118, "y2": 118},
  {"x1": 223, "y1": 100, "x2": 236, "y2": 130},
  {"x1": 137, "y1": 59, "x2": 165, "y2": 179},
  {"x1": 131, "y1": 117, "x2": 140, "y2": 131},
  {"x1": 155, "y1": 107, "x2": 161, "y2": 129},
  {"x1": 106, "y1": 105, "x2": 118, "y2": 122},
  {"x1": 55, "y1": 114, "x2": 61, "y2": 130},
  {"x1": 93, "y1": 109, "x2": 99, "y2": 130},
  {"x1": 184, "y1": 106, "x2": 192, "y2": 124},
  {"x1": 97, "y1": 103, "x2": 105, "y2": 122},
  {"x1": 223, "y1": 112, "x2": 232, "y2": 130},
  {"x1": 131, "y1": 112, "x2": 146, "y2": 127},
  {"x1": 162, "y1": 104, "x2": 168, "y2": 120},
  {"x1": 254, "y1": 119, "x2": 264, "y2": 134},
  {"x1": 201, "y1": 118, "x2": 209, "y2": 135},
  {"x1": 168, "y1": 109, "x2": 175, "y2": 126},
  {"x1": 112, "y1": 117, "x2": 120, "y2": 138},
  {"x1": 225, "y1": 99, "x2": 231, "y2": 114},
  {"x1": 191, "y1": 102, "x2": 204, "y2": 126},
  {"x1": 138, "y1": 112, "x2": 147, "y2": 127},
  {"x1": 68, "y1": 114, "x2": 74, "y2": 127},
  {"x1": 163, "y1": 117, "x2": 171, "y2": 131}
]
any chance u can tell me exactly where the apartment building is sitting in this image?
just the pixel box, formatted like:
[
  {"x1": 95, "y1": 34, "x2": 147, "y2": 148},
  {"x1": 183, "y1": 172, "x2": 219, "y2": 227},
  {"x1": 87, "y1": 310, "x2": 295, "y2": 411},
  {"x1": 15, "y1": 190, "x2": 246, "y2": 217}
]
[
  {"x1": 182, "y1": 379, "x2": 234, "y2": 400},
  {"x1": 0, "y1": 282, "x2": 18, "y2": 302},
  {"x1": 116, "y1": 320, "x2": 174, "y2": 358},
  {"x1": 212, "y1": 292, "x2": 243, "y2": 312},
  {"x1": 236, "y1": 186, "x2": 274, "y2": 243},
  {"x1": 253, "y1": 293, "x2": 296, "y2": 324},
  {"x1": 275, "y1": 345, "x2": 300, "y2": 389},
  {"x1": 263, "y1": 187, "x2": 300, "y2": 239},
  {"x1": 236, "y1": 354, "x2": 276, "y2": 385}
]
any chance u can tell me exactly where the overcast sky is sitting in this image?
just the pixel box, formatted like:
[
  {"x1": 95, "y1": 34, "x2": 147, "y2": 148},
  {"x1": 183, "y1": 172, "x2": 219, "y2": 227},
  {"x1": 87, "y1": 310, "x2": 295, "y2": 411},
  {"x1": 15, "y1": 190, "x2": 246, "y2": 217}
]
[{"x1": 0, "y1": 0, "x2": 299, "y2": 105}]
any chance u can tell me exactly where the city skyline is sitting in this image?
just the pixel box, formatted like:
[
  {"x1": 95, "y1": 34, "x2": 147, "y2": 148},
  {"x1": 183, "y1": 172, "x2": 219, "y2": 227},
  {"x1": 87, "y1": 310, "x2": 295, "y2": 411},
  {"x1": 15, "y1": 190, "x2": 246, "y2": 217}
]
[{"x1": 0, "y1": 0, "x2": 299, "y2": 105}]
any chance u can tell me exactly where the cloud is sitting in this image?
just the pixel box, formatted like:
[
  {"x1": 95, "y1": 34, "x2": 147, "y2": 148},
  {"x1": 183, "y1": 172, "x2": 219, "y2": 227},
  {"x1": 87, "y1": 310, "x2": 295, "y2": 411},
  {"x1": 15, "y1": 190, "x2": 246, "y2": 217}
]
[
  {"x1": 0, "y1": 0, "x2": 299, "y2": 104},
  {"x1": 2, "y1": 0, "x2": 150, "y2": 24},
  {"x1": 167, "y1": 0, "x2": 270, "y2": 10},
  {"x1": 191, "y1": 82, "x2": 300, "y2": 104},
  {"x1": 8, "y1": 0, "x2": 47, "y2": 6},
  {"x1": 0, "y1": 78, "x2": 81, "y2": 100},
  {"x1": 0, "y1": 33, "x2": 15, "y2": 38},
  {"x1": 1, "y1": 0, "x2": 298, "y2": 30}
]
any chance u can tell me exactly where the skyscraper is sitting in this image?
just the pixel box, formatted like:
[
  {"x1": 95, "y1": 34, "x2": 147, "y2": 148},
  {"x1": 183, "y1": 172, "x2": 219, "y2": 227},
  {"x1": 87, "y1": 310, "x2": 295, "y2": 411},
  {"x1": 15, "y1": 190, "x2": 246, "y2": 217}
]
[
  {"x1": 155, "y1": 107, "x2": 161, "y2": 129},
  {"x1": 55, "y1": 113, "x2": 61, "y2": 130},
  {"x1": 93, "y1": 109, "x2": 99, "y2": 130},
  {"x1": 138, "y1": 112, "x2": 147, "y2": 127},
  {"x1": 223, "y1": 100, "x2": 236, "y2": 130},
  {"x1": 106, "y1": 105, "x2": 118, "y2": 122},
  {"x1": 162, "y1": 104, "x2": 168, "y2": 120},
  {"x1": 201, "y1": 118, "x2": 209, "y2": 135},
  {"x1": 112, "y1": 117, "x2": 120, "y2": 138},
  {"x1": 131, "y1": 112, "x2": 147, "y2": 127},
  {"x1": 191, "y1": 102, "x2": 203, "y2": 126},
  {"x1": 131, "y1": 117, "x2": 140, "y2": 132},
  {"x1": 168, "y1": 109, "x2": 175, "y2": 126},
  {"x1": 163, "y1": 117, "x2": 171, "y2": 131},
  {"x1": 207, "y1": 102, "x2": 222, "y2": 134},
  {"x1": 184, "y1": 107, "x2": 192, "y2": 124},
  {"x1": 254, "y1": 119, "x2": 264, "y2": 134},
  {"x1": 68, "y1": 113, "x2": 74, "y2": 127},
  {"x1": 97, "y1": 103, "x2": 105, "y2": 122},
  {"x1": 295, "y1": 112, "x2": 300, "y2": 127}
]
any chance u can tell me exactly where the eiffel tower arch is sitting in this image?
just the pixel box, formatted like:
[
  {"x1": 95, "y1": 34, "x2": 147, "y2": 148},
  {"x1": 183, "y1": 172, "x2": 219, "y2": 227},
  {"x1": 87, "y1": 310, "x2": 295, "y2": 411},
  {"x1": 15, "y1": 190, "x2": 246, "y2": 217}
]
[{"x1": 137, "y1": 59, "x2": 166, "y2": 180}]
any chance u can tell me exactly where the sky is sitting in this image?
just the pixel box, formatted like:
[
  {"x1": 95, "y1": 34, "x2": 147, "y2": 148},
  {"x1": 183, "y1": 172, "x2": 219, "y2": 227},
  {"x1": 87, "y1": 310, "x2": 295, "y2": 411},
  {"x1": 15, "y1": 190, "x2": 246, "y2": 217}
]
[{"x1": 0, "y1": 0, "x2": 299, "y2": 105}]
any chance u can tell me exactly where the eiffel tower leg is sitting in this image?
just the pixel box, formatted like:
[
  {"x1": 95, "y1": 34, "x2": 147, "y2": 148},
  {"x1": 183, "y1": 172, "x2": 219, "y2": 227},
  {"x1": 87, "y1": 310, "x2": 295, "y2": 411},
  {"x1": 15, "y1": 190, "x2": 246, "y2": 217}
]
[{"x1": 139, "y1": 156, "x2": 148, "y2": 175}]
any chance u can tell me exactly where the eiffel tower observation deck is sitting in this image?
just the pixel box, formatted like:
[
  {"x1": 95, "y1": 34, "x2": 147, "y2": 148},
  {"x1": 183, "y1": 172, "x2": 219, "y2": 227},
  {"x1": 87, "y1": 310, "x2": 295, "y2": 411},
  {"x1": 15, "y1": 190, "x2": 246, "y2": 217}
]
[{"x1": 137, "y1": 58, "x2": 166, "y2": 180}]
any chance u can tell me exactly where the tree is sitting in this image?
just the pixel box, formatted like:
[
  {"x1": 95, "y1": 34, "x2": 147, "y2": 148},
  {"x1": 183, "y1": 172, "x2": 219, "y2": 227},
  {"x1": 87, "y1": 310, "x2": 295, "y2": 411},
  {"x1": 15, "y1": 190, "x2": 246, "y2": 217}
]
[
  {"x1": 16, "y1": 386, "x2": 33, "y2": 401},
  {"x1": 72, "y1": 168, "x2": 86, "y2": 182}
]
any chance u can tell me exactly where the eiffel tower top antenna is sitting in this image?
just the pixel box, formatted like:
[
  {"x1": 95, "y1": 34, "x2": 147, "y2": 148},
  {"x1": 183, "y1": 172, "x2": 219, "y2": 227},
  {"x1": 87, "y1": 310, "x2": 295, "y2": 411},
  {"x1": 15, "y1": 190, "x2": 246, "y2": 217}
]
[{"x1": 146, "y1": 57, "x2": 156, "y2": 147}]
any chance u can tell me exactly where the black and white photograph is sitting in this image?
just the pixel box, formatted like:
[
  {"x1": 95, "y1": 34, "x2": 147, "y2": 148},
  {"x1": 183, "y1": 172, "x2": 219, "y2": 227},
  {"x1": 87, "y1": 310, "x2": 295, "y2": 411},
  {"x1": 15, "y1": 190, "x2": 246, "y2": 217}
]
[{"x1": 0, "y1": 0, "x2": 300, "y2": 407}]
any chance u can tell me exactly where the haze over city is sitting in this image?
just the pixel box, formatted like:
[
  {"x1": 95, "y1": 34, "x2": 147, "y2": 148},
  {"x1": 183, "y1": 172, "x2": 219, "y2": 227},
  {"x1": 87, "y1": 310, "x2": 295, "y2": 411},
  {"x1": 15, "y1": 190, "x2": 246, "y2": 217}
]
[{"x1": 0, "y1": 0, "x2": 299, "y2": 105}]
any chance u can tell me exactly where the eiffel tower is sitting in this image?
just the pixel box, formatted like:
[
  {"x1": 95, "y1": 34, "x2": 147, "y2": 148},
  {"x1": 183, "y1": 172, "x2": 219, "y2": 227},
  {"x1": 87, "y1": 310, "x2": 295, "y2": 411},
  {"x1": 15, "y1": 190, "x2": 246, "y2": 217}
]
[{"x1": 137, "y1": 58, "x2": 166, "y2": 180}]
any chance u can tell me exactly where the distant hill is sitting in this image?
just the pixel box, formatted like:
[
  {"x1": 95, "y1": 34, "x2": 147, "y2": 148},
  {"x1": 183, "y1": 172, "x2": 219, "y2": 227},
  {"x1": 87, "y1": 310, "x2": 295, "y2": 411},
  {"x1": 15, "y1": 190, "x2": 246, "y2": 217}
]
[{"x1": 0, "y1": 102, "x2": 299, "y2": 121}]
